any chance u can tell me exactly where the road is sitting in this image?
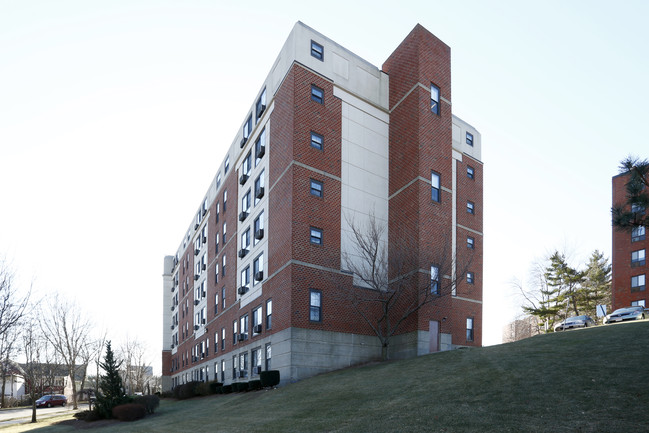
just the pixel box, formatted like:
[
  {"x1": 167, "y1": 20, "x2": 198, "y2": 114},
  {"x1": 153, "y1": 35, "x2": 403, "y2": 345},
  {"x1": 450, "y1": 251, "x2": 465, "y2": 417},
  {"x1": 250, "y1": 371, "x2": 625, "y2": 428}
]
[{"x1": 0, "y1": 405, "x2": 80, "y2": 427}]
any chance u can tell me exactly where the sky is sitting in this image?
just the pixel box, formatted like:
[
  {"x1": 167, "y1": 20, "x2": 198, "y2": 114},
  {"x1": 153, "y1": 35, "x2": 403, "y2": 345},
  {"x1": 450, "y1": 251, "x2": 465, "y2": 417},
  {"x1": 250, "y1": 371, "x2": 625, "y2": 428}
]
[{"x1": 1, "y1": 0, "x2": 648, "y2": 374}]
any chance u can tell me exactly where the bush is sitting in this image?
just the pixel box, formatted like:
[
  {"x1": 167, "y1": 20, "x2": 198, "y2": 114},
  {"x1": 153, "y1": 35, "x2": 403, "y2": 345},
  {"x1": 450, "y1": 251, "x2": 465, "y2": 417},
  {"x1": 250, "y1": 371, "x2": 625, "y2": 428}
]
[
  {"x1": 112, "y1": 403, "x2": 146, "y2": 422},
  {"x1": 222, "y1": 384, "x2": 233, "y2": 394},
  {"x1": 174, "y1": 381, "x2": 201, "y2": 400},
  {"x1": 209, "y1": 381, "x2": 223, "y2": 393},
  {"x1": 195, "y1": 382, "x2": 212, "y2": 396},
  {"x1": 132, "y1": 395, "x2": 160, "y2": 414},
  {"x1": 248, "y1": 380, "x2": 262, "y2": 391},
  {"x1": 260, "y1": 370, "x2": 280, "y2": 387}
]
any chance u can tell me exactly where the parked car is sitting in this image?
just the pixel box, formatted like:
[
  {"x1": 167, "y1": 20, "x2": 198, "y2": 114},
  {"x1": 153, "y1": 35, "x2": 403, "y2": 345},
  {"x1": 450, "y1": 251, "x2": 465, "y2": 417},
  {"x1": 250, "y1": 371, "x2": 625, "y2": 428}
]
[
  {"x1": 554, "y1": 315, "x2": 595, "y2": 331},
  {"x1": 35, "y1": 394, "x2": 67, "y2": 408},
  {"x1": 603, "y1": 306, "x2": 646, "y2": 324}
]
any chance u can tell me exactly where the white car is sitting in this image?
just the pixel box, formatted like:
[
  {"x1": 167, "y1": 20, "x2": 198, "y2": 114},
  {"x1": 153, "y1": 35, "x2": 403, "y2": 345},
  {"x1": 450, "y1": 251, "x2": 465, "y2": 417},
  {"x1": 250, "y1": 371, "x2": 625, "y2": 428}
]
[
  {"x1": 603, "y1": 306, "x2": 646, "y2": 324},
  {"x1": 554, "y1": 315, "x2": 595, "y2": 331}
]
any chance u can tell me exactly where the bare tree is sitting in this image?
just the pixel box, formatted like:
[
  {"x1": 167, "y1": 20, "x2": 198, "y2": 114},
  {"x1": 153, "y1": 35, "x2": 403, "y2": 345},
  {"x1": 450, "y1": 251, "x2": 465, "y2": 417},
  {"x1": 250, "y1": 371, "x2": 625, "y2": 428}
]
[
  {"x1": 339, "y1": 212, "x2": 472, "y2": 360},
  {"x1": 119, "y1": 337, "x2": 151, "y2": 395},
  {"x1": 39, "y1": 295, "x2": 92, "y2": 409},
  {"x1": 21, "y1": 316, "x2": 46, "y2": 423}
]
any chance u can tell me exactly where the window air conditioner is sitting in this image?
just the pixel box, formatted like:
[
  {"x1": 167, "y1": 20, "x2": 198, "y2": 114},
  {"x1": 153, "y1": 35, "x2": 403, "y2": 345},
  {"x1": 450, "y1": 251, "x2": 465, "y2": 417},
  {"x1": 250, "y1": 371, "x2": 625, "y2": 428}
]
[
  {"x1": 194, "y1": 325, "x2": 199, "y2": 331},
  {"x1": 239, "y1": 211, "x2": 248, "y2": 222},
  {"x1": 254, "y1": 271, "x2": 263, "y2": 282},
  {"x1": 253, "y1": 324, "x2": 262, "y2": 334},
  {"x1": 237, "y1": 286, "x2": 247, "y2": 295},
  {"x1": 254, "y1": 229, "x2": 264, "y2": 240},
  {"x1": 194, "y1": 300, "x2": 200, "y2": 306},
  {"x1": 255, "y1": 187, "x2": 265, "y2": 199},
  {"x1": 238, "y1": 334, "x2": 246, "y2": 342},
  {"x1": 202, "y1": 263, "x2": 206, "y2": 271},
  {"x1": 238, "y1": 248, "x2": 248, "y2": 258},
  {"x1": 257, "y1": 146, "x2": 265, "y2": 158},
  {"x1": 195, "y1": 249, "x2": 200, "y2": 256},
  {"x1": 254, "y1": 366, "x2": 262, "y2": 374},
  {"x1": 194, "y1": 274, "x2": 199, "y2": 281},
  {"x1": 240, "y1": 137, "x2": 247, "y2": 148},
  {"x1": 239, "y1": 174, "x2": 249, "y2": 185}
]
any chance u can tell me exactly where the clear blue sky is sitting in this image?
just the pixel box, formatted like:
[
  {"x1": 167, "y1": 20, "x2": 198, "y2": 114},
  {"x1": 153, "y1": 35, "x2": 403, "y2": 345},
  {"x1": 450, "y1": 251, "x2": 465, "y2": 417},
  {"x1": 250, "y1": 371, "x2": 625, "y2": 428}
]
[{"x1": 1, "y1": 0, "x2": 647, "y2": 373}]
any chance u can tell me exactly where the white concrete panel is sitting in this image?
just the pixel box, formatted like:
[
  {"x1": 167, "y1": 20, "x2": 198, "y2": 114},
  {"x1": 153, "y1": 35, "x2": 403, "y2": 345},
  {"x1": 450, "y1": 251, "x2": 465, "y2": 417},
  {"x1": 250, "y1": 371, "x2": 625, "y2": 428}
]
[
  {"x1": 347, "y1": 120, "x2": 364, "y2": 146},
  {"x1": 333, "y1": 52, "x2": 349, "y2": 79}
]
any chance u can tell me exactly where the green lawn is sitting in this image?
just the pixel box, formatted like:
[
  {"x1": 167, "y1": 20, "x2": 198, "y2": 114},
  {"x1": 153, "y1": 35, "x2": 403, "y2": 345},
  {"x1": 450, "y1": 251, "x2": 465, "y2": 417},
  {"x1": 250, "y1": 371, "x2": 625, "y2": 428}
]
[{"x1": 9, "y1": 321, "x2": 649, "y2": 432}]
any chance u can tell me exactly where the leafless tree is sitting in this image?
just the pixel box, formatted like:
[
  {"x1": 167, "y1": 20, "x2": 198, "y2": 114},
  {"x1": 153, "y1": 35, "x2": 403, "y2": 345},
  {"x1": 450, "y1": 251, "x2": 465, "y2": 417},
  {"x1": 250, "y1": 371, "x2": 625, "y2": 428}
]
[
  {"x1": 21, "y1": 316, "x2": 47, "y2": 423},
  {"x1": 338, "y1": 212, "x2": 472, "y2": 360},
  {"x1": 119, "y1": 337, "x2": 151, "y2": 395},
  {"x1": 39, "y1": 295, "x2": 92, "y2": 409}
]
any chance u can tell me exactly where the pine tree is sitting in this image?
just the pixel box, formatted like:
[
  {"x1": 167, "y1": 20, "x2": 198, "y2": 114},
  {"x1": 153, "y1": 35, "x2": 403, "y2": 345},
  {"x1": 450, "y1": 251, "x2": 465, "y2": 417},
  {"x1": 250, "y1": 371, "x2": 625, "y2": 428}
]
[
  {"x1": 545, "y1": 251, "x2": 585, "y2": 318},
  {"x1": 582, "y1": 250, "x2": 612, "y2": 319},
  {"x1": 612, "y1": 156, "x2": 649, "y2": 230},
  {"x1": 95, "y1": 341, "x2": 128, "y2": 418}
]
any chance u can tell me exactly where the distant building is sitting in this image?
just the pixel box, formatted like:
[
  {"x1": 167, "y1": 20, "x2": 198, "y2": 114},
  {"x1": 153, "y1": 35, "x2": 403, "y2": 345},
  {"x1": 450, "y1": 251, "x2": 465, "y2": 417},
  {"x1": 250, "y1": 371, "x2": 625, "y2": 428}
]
[
  {"x1": 1, "y1": 361, "x2": 26, "y2": 401},
  {"x1": 502, "y1": 316, "x2": 541, "y2": 343},
  {"x1": 612, "y1": 173, "x2": 647, "y2": 310},
  {"x1": 162, "y1": 22, "x2": 483, "y2": 391}
]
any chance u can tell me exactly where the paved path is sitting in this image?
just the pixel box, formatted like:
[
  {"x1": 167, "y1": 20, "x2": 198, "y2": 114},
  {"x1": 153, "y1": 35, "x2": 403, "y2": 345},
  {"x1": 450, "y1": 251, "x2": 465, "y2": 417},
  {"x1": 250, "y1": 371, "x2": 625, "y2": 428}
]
[{"x1": 0, "y1": 406, "x2": 80, "y2": 427}]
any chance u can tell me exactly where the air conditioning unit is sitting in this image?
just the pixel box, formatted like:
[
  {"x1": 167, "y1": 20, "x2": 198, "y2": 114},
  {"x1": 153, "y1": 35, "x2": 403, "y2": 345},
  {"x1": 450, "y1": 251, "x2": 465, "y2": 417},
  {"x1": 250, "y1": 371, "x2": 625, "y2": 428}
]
[
  {"x1": 254, "y1": 271, "x2": 263, "y2": 282},
  {"x1": 254, "y1": 366, "x2": 262, "y2": 374},
  {"x1": 257, "y1": 146, "x2": 265, "y2": 159},
  {"x1": 238, "y1": 248, "x2": 248, "y2": 258},
  {"x1": 170, "y1": 305, "x2": 174, "y2": 311},
  {"x1": 239, "y1": 371, "x2": 247, "y2": 378},
  {"x1": 202, "y1": 208, "x2": 207, "y2": 216},
  {"x1": 237, "y1": 286, "x2": 247, "y2": 295},
  {"x1": 202, "y1": 318, "x2": 206, "y2": 324},
  {"x1": 239, "y1": 211, "x2": 248, "y2": 222},
  {"x1": 258, "y1": 104, "x2": 266, "y2": 117},
  {"x1": 253, "y1": 324, "x2": 262, "y2": 334},
  {"x1": 170, "y1": 324, "x2": 175, "y2": 330},
  {"x1": 201, "y1": 290, "x2": 206, "y2": 297},
  {"x1": 194, "y1": 325, "x2": 199, "y2": 331},
  {"x1": 194, "y1": 274, "x2": 199, "y2": 281},
  {"x1": 240, "y1": 136, "x2": 247, "y2": 148},
  {"x1": 202, "y1": 263, "x2": 206, "y2": 271},
  {"x1": 194, "y1": 249, "x2": 200, "y2": 256},
  {"x1": 239, "y1": 173, "x2": 249, "y2": 185},
  {"x1": 202, "y1": 236, "x2": 207, "y2": 243},
  {"x1": 254, "y1": 229, "x2": 264, "y2": 240},
  {"x1": 171, "y1": 344, "x2": 175, "y2": 349},
  {"x1": 255, "y1": 187, "x2": 264, "y2": 199},
  {"x1": 194, "y1": 300, "x2": 200, "y2": 306}
]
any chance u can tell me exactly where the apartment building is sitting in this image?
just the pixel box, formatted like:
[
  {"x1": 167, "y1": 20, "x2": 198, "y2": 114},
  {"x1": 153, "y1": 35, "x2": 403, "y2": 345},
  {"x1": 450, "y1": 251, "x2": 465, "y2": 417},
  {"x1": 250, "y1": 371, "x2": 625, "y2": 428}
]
[
  {"x1": 612, "y1": 173, "x2": 647, "y2": 310},
  {"x1": 161, "y1": 22, "x2": 483, "y2": 391}
]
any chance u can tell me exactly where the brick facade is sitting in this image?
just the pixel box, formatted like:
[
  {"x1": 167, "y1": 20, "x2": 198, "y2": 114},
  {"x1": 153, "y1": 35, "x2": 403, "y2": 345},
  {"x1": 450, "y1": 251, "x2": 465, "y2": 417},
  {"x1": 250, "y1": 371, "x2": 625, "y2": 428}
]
[{"x1": 161, "y1": 22, "x2": 483, "y2": 390}]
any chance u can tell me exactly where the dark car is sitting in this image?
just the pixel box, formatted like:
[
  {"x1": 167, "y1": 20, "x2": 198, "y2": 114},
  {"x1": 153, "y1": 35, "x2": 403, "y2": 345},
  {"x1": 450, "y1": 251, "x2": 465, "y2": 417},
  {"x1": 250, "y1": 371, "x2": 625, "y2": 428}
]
[
  {"x1": 554, "y1": 315, "x2": 595, "y2": 331},
  {"x1": 603, "y1": 306, "x2": 646, "y2": 324},
  {"x1": 35, "y1": 394, "x2": 67, "y2": 408}
]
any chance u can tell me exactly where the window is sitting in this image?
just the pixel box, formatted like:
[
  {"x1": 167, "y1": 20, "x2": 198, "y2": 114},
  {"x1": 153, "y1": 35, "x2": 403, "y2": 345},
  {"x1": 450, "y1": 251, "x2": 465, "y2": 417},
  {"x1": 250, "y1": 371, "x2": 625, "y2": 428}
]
[
  {"x1": 253, "y1": 306, "x2": 262, "y2": 334},
  {"x1": 431, "y1": 172, "x2": 441, "y2": 203},
  {"x1": 240, "y1": 266, "x2": 250, "y2": 294},
  {"x1": 632, "y1": 226, "x2": 646, "y2": 242},
  {"x1": 222, "y1": 254, "x2": 226, "y2": 276},
  {"x1": 214, "y1": 293, "x2": 219, "y2": 315},
  {"x1": 253, "y1": 253, "x2": 264, "y2": 285},
  {"x1": 241, "y1": 189, "x2": 251, "y2": 217},
  {"x1": 631, "y1": 274, "x2": 646, "y2": 292},
  {"x1": 265, "y1": 343, "x2": 272, "y2": 371},
  {"x1": 467, "y1": 201, "x2": 475, "y2": 214},
  {"x1": 223, "y1": 190, "x2": 227, "y2": 212},
  {"x1": 467, "y1": 166, "x2": 475, "y2": 179},
  {"x1": 632, "y1": 300, "x2": 646, "y2": 307},
  {"x1": 242, "y1": 152, "x2": 252, "y2": 180},
  {"x1": 467, "y1": 236, "x2": 475, "y2": 249},
  {"x1": 222, "y1": 287, "x2": 226, "y2": 310},
  {"x1": 466, "y1": 132, "x2": 474, "y2": 146},
  {"x1": 240, "y1": 314, "x2": 249, "y2": 340},
  {"x1": 223, "y1": 222, "x2": 227, "y2": 244},
  {"x1": 256, "y1": 88, "x2": 266, "y2": 121},
  {"x1": 466, "y1": 317, "x2": 474, "y2": 341},
  {"x1": 214, "y1": 264, "x2": 219, "y2": 284},
  {"x1": 232, "y1": 355, "x2": 237, "y2": 379},
  {"x1": 310, "y1": 289, "x2": 322, "y2": 322},
  {"x1": 254, "y1": 211, "x2": 264, "y2": 245},
  {"x1": 224, "y1": 156, "x2": 230, "y2": 174},
  {"x1": 255, "y1": 129, "x2": 266, "y2": 166},
  {"x1": 632, "y1": 249, "x2": 646, "y2": 266},
  {"x1": 241, "y1": 227, "x2": 251, "y2": 250},
  {"x1": 221, "y1": 327, "x2": 226, "y2": 351},
  {"x1": 467, "y1": 272, "x2": 475, "y2": 284},
  {"x1": 215, "y1": 232, "x2": 219, "y2": 255},
  {"x1": 216, "y1": 172, "x2": 222, "y2": 189},
  {"x1": 430, "y1": 84, "x2": 440, "y2": 115},
  {"x1": 266, "y1": 299, "x2": 272, "y2": 330},
  {"x1": 239, "y1": 352, "x2": 249, "y2": 378},
  {"x1": 310, "y1": 131, "x2": 323, "y2": 150},
  {"x1": 221, "y1": 359, "x2": 225, "y2": 382},
  {"x1": 311, "y1": 40, "x2": 324, "y2": 60},
  {"x1": 310, "y1": 227, "x2": 323, "y2": 245},
  {"x1": 311, "y1": 85, "x2": 324, "y2": 104},
  {"x1": 632, "y1": 203, "x2": 646, "y2": 214},
  {"x1": 233, "y1": 320, "x2": 238, "y2": 345},
  {"x1": 252, "y1": 347, "x2": 262, "y2": 375},
  {"x1": 310, "y1": 179, "x2": 323, "y2": 197},
  {"x1": 430, "y1": 265, "x2": 439, "y2": 295},
  {"x1": 254, "y1": 171, "x2": 265, "y2": 205},
  {"x1": 215, "y1": 202, "x2": 220, "y2": 224},
  {"x1": 243, "y1": 114, "x2": 252, "y2": 142}
]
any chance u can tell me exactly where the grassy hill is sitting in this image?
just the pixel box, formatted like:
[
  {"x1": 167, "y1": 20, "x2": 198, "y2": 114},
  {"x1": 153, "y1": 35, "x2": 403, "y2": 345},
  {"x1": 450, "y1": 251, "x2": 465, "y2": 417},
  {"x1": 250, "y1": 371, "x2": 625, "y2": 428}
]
[{"x1": 13, "y1": 321, "x2": 649, "y2": 432}]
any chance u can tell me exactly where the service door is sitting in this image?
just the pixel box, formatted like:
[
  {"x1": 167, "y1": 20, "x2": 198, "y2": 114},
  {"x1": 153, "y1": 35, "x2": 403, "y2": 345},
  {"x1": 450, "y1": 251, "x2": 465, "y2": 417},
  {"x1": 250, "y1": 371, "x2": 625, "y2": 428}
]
[{"x1": 429, "y1": 320, "x2": 440, "y2": 353}]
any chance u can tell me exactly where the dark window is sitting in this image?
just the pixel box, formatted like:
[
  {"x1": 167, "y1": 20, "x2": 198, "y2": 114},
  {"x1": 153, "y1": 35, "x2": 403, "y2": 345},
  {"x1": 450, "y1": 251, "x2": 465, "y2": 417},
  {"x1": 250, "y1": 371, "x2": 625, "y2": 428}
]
[
  {"x1": 467, "y1": 272, "x2": 474, "y2": 284},
  {"x1": 311, "y1": 40, "x2": 324, "y2": 60},
  {"x1": 467, "y1": 201, "x2": 475, "y2": 214},
  {"x1": 310, "y1": 179, "x2": 323, "y2": 197},
  {"x1": 632, "y1": 226, "x2": 646, "y2": 242},
  {"x1": 631, "y1": 250, "x2": 646, "y2": 267},
  {"x1": 266, "y1": 299, "x2": 272, "y2": 330},
  {"x1": 631, "y1": 274, "x2": 645, "y2": 292},
  {"x1": 310, "y1": 131, "x2": 323, "y2": 150},
  {"x1": 256, "y1": 88, "x2": 267, "y2": 121},
  {"x1": 466, "y1": 132, "x2": 474, "y2": 146},
  {"x1": 431, "y1": 172, "x2": 441, "y2": 203},
  {"x1": 430, "y1": 265, "x2": 439, "y2": 295},
  {"x1": 430, "y1": 84, "x2": 440, "y2": 115},
  {"x1": 310, "y1": 227, "x2": 323, "y2": 245},
  {"x1": 467, "y1": 237, "x2": 475, "y2": 249},
  {"x1": 311, "y1": 85, "x2": 324, "y2": 104},
  {"x1": 309, "y1": 289, "x2": 322, "y2": 322},
  {"x1": 466, "y1": 317, "x2": 474, "y2": 341},
  {"x1": 265, "y1": 343, "x2": 271, "y2": 371},
  {"x1": 224, "y1": 156, "x2": 230, "y2": 174},
  {"x1": 467, "y1": 166, "x2": 475, "y2": 179},
  {"x1": 243, "y1": 115, "x2": 252, "y2": 140}
]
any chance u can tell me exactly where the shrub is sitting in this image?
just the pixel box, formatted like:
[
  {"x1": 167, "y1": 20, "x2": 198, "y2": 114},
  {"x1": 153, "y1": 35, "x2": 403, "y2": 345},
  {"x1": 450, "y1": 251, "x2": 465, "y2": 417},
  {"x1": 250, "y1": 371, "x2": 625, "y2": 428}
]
[
  {"x1": 112, "y1": 403, "x2": 146, "y2": 422},
  {"x1": 260, "y1": 370, "x2": 280, "y2": 387},
  {"x1": 248, "y1": 380, "x2": 262, "y2": 391},
  {"x1": 174, "y1": 381, "x2": 201, "y2": 400},
  {"x1": 222, "y1": 384, "x2": 233, "y2": 394},
  {"x1": 195, "y1": 382, "x2": 212, "y2": 396},
  {"x1": 132, "y1": 395, "x2": 160, "y2": 414},
  {"x1": 209, "y1": 381, "x2": 223, "y2": 393}
]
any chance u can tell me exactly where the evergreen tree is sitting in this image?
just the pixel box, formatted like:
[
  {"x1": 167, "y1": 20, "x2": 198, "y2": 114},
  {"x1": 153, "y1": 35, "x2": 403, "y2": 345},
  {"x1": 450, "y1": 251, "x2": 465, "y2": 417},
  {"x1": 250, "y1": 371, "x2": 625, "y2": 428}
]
[
  {"x1": 582, "y1": 250, "x2": 612, "y2": 319},
  {"x1": 545, "y1": 251, "x2": 585, "y2": 318},
  {"x1": 95, "y1": 341, "x2": 128, "y2": 418},
  {"x1": 612, "y1": 156, "x2": 649, "y2": 230}
]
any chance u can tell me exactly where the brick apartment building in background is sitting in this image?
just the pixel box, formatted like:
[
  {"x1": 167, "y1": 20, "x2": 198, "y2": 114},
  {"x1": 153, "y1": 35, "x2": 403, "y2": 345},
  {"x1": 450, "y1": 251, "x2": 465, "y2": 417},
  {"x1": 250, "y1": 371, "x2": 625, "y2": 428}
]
[
  {"x1": 612, "y1": 173, "x2": 647, "y2": 310},
  {"x1": 161, "y1": 22, "x2": 483, "y2": 391}
]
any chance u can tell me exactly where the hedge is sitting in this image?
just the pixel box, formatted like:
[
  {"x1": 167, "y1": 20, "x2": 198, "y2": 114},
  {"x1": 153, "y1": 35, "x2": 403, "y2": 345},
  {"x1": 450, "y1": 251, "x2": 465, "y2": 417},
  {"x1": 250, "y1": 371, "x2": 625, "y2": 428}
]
[{"x1": 260, "y1": 370, "x2": 280, "y2": 387}]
